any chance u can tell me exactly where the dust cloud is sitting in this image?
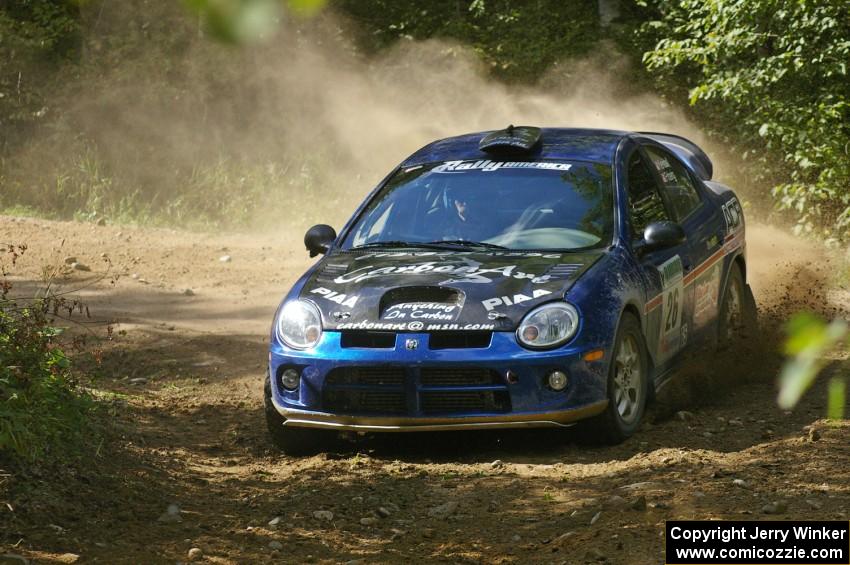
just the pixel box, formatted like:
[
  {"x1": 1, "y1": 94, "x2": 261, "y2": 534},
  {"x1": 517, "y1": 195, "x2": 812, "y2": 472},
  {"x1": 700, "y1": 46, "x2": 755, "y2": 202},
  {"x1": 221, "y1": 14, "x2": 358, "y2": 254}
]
[
  {"x1": 747, "y1": 224, "x2": 837, "y2": 320},
  {"x1": 18, "y1": 6, "x2": 726, "y2": 230}
]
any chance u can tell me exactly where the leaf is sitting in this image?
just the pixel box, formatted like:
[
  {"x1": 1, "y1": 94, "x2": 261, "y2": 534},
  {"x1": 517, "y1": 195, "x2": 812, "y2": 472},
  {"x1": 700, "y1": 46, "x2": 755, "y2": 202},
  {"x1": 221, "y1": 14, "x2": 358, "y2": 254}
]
[
  {"x1": 827, "y1": 377, "x2": 846, "y2": 421},
  {"x1": 184, "y1": 0, "x2": 326, "y2": 43},
  {"x1": 778, "y1": 355, "x2": 824, "y2": 410},
  {"x1": 783, "y1": 312, "x2": 829, "y2": 355},
  {"x1": 778, "y1": 314, "x2": 847, "y2": 409},
  {"x1": 286, "y1": 0, "x2": 326, "y2": 17}
]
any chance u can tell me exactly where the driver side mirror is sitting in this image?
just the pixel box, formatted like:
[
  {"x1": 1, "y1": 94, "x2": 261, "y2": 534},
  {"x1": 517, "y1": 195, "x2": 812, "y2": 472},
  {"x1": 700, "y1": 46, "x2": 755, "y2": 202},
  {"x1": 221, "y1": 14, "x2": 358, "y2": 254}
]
[
  {"x1": 638, "y1": 221, "x2": 686, "y2": 256},
  {"x1": 304, "y1": 224, "x2": 337, "y2": 257}
]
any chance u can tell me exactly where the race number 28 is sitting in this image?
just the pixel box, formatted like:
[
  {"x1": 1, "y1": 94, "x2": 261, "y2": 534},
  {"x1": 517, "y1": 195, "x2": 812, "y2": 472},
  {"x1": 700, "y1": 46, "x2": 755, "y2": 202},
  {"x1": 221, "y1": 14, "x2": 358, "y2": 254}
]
[
  {"x1": 657, "y1": 255, "x2": 685, "y2": 361},
  {"x1": 664, "y1": 287, "x2": 680, "y2": 333}
]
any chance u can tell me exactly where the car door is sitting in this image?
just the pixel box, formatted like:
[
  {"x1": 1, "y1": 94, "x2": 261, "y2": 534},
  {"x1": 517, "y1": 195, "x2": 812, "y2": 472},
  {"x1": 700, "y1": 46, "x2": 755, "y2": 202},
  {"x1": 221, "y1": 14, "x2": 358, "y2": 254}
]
[
  {"x1": 624, "y1": 148, "x2": 692, "y2": 368},
  {"x1": 642, "y1": 144, "x2": 723, "y2": 344}
]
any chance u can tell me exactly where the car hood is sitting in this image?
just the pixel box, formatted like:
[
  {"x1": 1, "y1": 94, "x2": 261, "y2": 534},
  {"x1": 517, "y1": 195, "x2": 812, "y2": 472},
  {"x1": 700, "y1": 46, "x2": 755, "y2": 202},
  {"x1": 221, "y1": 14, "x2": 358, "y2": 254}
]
[{"x1": 299, "y1": 250, "x2": 602, "y2": 332}]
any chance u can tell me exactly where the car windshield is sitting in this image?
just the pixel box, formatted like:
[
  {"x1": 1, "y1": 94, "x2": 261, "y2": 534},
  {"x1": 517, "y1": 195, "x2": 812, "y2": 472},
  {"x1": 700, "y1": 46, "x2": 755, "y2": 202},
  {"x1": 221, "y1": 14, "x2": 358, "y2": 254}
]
[{"x1": 342, "y1": 159, "x2": 614, "y2": 251}]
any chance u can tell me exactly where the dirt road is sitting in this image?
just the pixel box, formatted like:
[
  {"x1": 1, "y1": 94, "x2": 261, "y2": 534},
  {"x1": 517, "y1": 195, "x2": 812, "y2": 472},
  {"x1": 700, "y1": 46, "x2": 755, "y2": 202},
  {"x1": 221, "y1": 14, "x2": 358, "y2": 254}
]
[{"x1": 1, "y1": 216, "x2": 848, "y2": 564}]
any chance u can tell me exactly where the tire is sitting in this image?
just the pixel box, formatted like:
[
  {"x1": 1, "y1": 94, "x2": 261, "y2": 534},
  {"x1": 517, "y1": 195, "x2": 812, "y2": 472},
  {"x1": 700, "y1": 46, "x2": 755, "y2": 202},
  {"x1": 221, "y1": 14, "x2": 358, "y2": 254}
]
[
  {"x1": 585, "y1": 313, "x2": 649, "y2": 444},
  {"x1": 264, "y1": 374, "x2": 335, "y2": 456},
  {"x1": 717, "y1": 263, "x2": 757, "y2": 348}
]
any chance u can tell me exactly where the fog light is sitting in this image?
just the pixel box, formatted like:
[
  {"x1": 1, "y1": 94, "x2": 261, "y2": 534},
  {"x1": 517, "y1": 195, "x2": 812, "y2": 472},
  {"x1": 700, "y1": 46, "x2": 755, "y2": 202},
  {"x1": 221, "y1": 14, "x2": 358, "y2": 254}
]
[
  {"x1": 547, "y1": 370, "x2": 568, "y2": 391},
  {"x1": 281, "y1": 368, "x2": 300, "y2": 390}
]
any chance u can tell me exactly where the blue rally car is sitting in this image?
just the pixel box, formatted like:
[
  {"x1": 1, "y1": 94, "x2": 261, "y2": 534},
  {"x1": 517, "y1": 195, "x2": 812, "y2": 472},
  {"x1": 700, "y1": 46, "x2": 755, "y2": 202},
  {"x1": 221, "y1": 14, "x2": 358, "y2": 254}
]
[{"x1": 265, "y1": 126, "x2": 756, "y2": 454}]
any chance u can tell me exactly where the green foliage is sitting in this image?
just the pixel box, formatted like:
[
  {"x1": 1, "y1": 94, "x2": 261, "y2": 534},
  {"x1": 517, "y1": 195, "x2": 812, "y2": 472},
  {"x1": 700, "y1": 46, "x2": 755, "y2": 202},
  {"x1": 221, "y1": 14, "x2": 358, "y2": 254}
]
[
  {"x1": 779, "y1": 312, "x2": 847, "y2": 420},
  {"x1": 0, "y1": 0, "x2": 81, "y2": 149},
  {"x1": 184, "y1": 0, "x2": 327, "y2": 43},
  {"x1": 332, "y1": 0, "x2": 600, "y2": 83},
  {"x1": 640, "y1": 0, "x2": 850, "y2": 239},
  {"x1": 0, "y1": 247, "x2": 96, "y2": 461}
]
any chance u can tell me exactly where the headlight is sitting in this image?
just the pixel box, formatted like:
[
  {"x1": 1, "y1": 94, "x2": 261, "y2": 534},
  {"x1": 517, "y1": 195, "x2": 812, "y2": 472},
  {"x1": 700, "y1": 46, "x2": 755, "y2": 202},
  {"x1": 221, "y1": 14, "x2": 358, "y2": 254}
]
[
  {"x1": 277, "y1": 300, "x2": 323, "y2": 349},
  {"x1": 516, "y1": 302, "x2": 579, "y2": 349}
]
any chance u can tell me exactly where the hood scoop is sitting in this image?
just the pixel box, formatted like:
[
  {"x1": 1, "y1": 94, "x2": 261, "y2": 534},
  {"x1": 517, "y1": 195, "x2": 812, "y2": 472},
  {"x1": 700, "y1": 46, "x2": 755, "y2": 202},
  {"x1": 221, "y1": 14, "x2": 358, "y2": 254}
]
[{"x1": 379, "y1": 286, "x2": 465, "y2": 322}]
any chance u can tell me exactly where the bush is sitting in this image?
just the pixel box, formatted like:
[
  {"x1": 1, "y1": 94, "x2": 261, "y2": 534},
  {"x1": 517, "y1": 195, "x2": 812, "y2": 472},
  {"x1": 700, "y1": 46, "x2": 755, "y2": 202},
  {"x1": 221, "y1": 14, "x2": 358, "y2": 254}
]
[
  {"x1": 0, "y1": 245, "x2": 96, "y2": 461},
  {"x1": 0, "y1": 0, "x2": 81, "y2": 149},
  {"x1": 640, "y1": 0, "x2": 850, "y2": 239},
  {"x1": 333, "y1": 0, "x2": 600, "y2": 83}
]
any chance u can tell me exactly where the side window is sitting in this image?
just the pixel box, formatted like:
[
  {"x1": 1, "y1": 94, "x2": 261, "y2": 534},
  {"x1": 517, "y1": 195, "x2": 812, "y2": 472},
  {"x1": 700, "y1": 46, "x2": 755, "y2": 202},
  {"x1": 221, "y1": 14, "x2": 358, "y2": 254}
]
[
  {"x1": 644, "y1": 146, "x2": 702, "y2": 221},
  {"x1": 626, "y1": 151, "x2": 669, "y2": 238}
]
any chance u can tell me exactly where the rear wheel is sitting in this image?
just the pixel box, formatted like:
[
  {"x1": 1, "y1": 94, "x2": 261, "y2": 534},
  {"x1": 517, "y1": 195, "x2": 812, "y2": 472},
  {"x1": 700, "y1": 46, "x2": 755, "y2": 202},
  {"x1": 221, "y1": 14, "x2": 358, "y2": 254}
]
[
  {"x1": 717, "y1": 263, "x2": 757, "y2": 348},
  {"x1": 586, "y1": 313, "x2": 648, "y2": 443},
  {"x1": 264, "y1": 374, "x2": 336, "y2": 456}
]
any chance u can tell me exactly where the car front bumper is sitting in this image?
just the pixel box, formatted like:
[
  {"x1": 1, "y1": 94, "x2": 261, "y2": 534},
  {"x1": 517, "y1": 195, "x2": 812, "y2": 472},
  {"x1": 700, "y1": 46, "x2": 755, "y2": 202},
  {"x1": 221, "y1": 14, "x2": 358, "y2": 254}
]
[{"x1": 269, "y1": 331, "x2": 610, "y2": 432}]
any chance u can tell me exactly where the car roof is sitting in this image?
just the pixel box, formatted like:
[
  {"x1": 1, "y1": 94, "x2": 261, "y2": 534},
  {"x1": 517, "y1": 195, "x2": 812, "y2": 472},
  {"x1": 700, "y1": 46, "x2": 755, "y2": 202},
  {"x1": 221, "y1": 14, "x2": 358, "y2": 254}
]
[
  {"x1": 401, "y1": 128, "x2": 629, "y2": 167},
  {"x1": 400, "y1": 127, "x2": 714, "y2": 180}
]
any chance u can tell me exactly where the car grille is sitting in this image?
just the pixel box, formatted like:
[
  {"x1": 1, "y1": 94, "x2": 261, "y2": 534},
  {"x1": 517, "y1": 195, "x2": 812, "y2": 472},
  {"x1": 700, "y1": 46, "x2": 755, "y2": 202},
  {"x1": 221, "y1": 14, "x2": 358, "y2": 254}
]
[
  {"x1": 322, "y1": 366, "x2": 510, "y2": 416},
  {"x1": 339, "y1": 331, "x2": 492, "y2": 350},
  {"x1": 323, "y1": 389, "x2": 407, "y2": 414},
  {"x1": 325, "y1": 367, "x2": 405, "y2": 387},
  {"x1": 420, "y1": 367, "x2": 500, "y2": 386},
  {"x1": 428, "y1": 332, "x2": 492, "y2": 350},
  {"x1": 340, "y1": 331, "x2": 396, "y2": 349},
  {"x1": 323, "y1": 367, "x2": 407, "y2": 414},
  {"x1": 420, "y1": 390, "x2": 510, "y2": 414}
]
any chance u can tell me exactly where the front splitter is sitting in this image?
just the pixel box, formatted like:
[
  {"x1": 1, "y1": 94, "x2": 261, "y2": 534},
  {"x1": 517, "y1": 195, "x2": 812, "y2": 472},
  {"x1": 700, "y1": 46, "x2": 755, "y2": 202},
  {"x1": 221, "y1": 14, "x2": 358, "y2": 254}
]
[{"x1": 273, "y1": 400, "x2": 608, "y2": 432}]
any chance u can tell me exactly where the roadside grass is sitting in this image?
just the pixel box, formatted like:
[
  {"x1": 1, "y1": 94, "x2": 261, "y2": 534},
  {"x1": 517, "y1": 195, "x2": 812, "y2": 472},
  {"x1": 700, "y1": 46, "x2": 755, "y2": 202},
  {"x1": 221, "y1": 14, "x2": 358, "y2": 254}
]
[
  {"x1": 0, "y1": 205, "x2": 48, "y2": 219},
  {"x1": 1, "y1": 147, "x2": 353, "y2": 232}
]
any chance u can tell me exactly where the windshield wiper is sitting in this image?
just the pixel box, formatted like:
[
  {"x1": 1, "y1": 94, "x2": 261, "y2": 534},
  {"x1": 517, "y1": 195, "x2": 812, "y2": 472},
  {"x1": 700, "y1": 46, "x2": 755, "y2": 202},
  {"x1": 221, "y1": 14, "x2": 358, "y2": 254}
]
[
  {"x1": 351, "y1": 240, "x2": 456, "y2": 250},
  {"x1": 351, "y1": 239, "x2": 509, "y2": 251},
  {"x1": 424, "y1": 239, "x2": 508, "y2": 250}
]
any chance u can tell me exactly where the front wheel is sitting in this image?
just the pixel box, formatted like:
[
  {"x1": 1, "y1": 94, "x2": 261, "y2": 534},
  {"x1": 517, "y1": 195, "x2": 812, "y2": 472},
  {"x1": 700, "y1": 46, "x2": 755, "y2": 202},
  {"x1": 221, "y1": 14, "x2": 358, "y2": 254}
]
[
  {"x1": 264, "y1": 374, "x2": 336, "y2": 456},
  {"x1": 585, "y1": 313, "x2": 649, "y2": 444}
]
